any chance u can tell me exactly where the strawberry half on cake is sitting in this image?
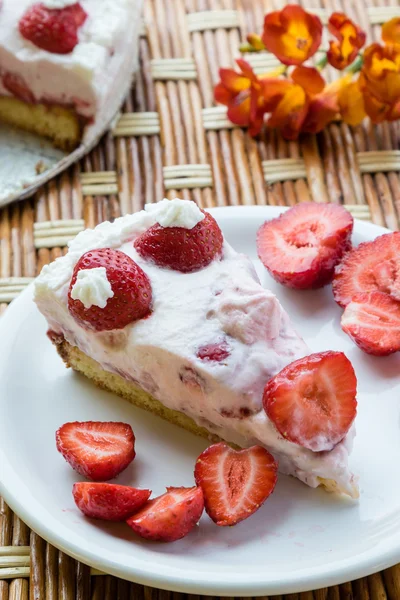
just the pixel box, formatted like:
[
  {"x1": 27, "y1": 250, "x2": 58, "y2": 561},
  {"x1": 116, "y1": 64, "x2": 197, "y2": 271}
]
[
  {"x1": 0, "y1": 0, "x2": 141, "y2": 149},
  {"x1": 34, "y1": 199, "x2": 359, "y2": 498}
]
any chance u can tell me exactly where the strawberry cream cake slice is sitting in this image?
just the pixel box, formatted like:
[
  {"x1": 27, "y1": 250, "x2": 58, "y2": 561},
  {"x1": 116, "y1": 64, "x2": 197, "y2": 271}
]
[
  {"x1": 34, "y1": 199, "x2": 359, "y2": 498},
  {"x1": 0, "y1": 0, "x2": 141, "y2": 149}
]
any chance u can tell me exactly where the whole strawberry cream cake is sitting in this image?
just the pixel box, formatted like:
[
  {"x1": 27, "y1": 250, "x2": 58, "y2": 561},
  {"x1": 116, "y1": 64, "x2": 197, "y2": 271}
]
[
  {"x1": 34, "y1": 199, "x2": 359, "y2": 499},
  {"x1": 0, "y1": 0, "x2": 141, "y2": 149}
]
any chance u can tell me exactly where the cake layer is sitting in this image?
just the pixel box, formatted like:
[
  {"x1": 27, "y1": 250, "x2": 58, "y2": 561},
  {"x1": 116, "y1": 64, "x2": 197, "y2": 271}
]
[
  {"x1": 34, "y1": 201, "x2": 358, "y2": 498},
  {"x1": 0, "y1": 96, "x2": 81, "y2": 149}
]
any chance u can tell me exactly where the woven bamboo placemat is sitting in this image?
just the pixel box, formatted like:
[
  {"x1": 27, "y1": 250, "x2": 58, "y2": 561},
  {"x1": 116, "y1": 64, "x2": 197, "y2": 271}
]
[{"x1": 1, "y1": 0, "x2": 400, "y2": 597}]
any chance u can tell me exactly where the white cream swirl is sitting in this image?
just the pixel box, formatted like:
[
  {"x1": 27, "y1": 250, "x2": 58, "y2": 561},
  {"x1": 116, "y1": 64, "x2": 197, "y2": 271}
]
[{"x1": 70, "y1": 267, "x2": 114, "y2": 309}]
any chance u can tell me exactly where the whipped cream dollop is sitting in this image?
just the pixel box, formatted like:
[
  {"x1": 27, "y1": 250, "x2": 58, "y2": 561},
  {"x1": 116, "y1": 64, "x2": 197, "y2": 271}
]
[
  {"x1": 70, "y1": 267, "x2": 114, "y2": 309},
  {"x1": 144, "y1": 198, "x2": 205, "y2": 229}
]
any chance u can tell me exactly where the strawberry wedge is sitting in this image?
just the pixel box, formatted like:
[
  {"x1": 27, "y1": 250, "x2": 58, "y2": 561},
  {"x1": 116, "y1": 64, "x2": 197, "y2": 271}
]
[
  {"x1": 56, "y1": 421, "x2": 136, "y2": 481},
  {"x1": 194, "y1": 443, "x2": 278, "y2": 526},
  {"x1": 333, "y1": 232, "x2": 400, "y2": 307},
  {"x1": 341, "y1": 291, "x2": 400, "y2": 356},
  {"x1": 257, "y1": 202, "x2": 353, "y2": 289},
  {"x1": 126, "y1": 486, "x2": 204, "y2": 542},
  {"x1": 263, "y1": 351, "x2": 357, "y2": 452},
  {"x1": 73, "y1": 483, "x2": 151, "y2": 521}
]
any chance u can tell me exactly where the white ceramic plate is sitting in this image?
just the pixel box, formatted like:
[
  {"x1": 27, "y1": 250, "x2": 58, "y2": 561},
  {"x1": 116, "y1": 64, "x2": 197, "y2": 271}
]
[{"x1": 0, "y1": 206, "x2": 399, "y2": 596}]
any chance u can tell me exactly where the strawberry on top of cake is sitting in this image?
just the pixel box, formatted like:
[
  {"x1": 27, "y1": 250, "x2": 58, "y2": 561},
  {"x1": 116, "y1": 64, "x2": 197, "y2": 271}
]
[
  {"x1": 0, "y1": 0, "x2": 140, "y2": 149},
  {"x1": 34, "y1": 199, "x2": 358, "y2": 498}
]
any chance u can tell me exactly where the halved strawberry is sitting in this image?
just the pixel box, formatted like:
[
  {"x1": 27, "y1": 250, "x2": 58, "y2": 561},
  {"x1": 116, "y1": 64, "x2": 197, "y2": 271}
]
[
  {"x1": 194, "y1": 443, "x2": 277, "y2": 527},
  {"x1": 257, "y1": 202, "x2": 353, "y2": 289},
  {"x1": 126, "y1": 486, "x2": 204, "y2": 542},
  {"x1": 73, "y1": 483, "x2": 151, "y2": 521},
  {"x1": 56, "y1": 421, "x2": 135, "y2": 481},
  {"x1": 333, "y1": 232, "x2": 400, "y2": 307},
  {"x1": 134, "y1": 212, "x2": 223, "y2": 273},
  {"x1": 263, "y1": 351, "x2": 357, "y2": 452},
  {"x1": 341, "y1": 291, "x2": 400, "y2": 356},
  {"x1": 68, "y1": 248, "x2": 152, "y2": 332},
  {"x1": 19, "y1": 3, "x2": 87, "y2": 54}
]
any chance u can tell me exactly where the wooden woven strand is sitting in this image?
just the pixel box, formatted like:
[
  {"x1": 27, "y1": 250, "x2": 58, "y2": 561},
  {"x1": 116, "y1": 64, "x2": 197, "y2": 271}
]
[
  {"x1": 113, "y1": 112, "x2": 160, "y2": 137},
  {"x1": 202, "y1": 107, "x2": 235, "y2": 131},
  {"x1": 262, "y1": 158, "x2": 307, "y2": 184},
  {"x1": 367, "y1": 6, "x2": 400, "y2": 24},
  {"x1": 163, "y1": 164, "x2": 213, "y2": 189},
  {"x1": 357, "y1": 150, "x2": 400, "y2": 173},
  {"x1": 80, "y1": 171, "x2": 119, "y2": 196},
  {"x1": 150, "y1": 58, "x2": 197, "y2": 80},
  {"x1": 241, "y1": 52, "x2": 281, "y2": 75},
  {"x1": 0, "y1": 277, "x2": 34, "y2": 302},
  {"x1": 187, "y1": 10, "x2": 240, "y2": 32},
  {"x1": 33, "y1": 218, "x2": 85, "y2": 249}
]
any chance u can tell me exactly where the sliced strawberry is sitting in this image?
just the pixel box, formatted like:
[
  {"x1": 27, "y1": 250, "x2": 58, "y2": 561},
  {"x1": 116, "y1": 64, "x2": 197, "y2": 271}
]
[
  {"x1": 263, "y1": 351, "x2": 357, "y2": 452},
  {"x1": 68, "y1": 248, "x2": 152, "y2": 332},
  {"x1": 56, "y1": 421, "x2": 135, "y2": 481},
  {"x1": 333, "y1": 232, "x2": 400, "y2": 307},
  {"x1": 134, "y1": 212, "x2": 223, "y2": 273},
  {"x1": 257, "y1": 202, "x2": 353, "y2": 289},
  {"x1": 194, "y1": 443, "x2": 277, "y2": 527},
  {"x1": 341, "y1": 291, "x2": 400, "y2": 356},
  {"x1": 19, "y1": 3, "x2": 87, "y2": 54},
  {"x1": 2, "y1": 73, "x2": 35, "y2": 104},
  {"x1": 196, "y1": 340, "x2": 230, "y2": 362},
  {"x1": 126, "y1": 486, "x2": 204, "y2": 542},
  {"x1": 73, "y1": 483, "x2": 151, "y2": 521}
]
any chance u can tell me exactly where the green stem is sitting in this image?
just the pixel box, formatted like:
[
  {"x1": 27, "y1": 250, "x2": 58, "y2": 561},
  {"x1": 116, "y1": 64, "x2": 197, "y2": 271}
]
[
  {"x1": 316, "y1": 53, "x2": 328, "y2": 71},
  {"x1": 346, "y1": 54, "x2": 364, "y2": 73}
]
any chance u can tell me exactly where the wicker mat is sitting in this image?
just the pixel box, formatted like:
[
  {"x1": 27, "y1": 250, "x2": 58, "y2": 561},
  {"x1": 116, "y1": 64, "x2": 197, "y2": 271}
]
[{"x1": 1, "y1": 0, "x2": 400, "y2": 597}]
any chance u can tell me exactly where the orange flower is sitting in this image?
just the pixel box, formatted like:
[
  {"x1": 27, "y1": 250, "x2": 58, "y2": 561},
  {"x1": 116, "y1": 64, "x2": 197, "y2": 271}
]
[
  {"x1": 382, "y1": 17, "x2": 400, "y2": 46},
  {"x1": 327, "y1": 13, "x2": 366, "y2": 70},
  {"x1": 214, "y1": 59, "x2": 289, "y2": 136},
  {"x1": 338, "y1": 76, "x2": 366, "y2": 125},
  {"x1": 360, "y1": 43, "x2": 400, "y2": 122},
  {"x1": 267, "y1": 67, "x2": 325, "y2": 139},
  {"x1": 262, "y1": 5, "x2": 322, "y2": 66}
]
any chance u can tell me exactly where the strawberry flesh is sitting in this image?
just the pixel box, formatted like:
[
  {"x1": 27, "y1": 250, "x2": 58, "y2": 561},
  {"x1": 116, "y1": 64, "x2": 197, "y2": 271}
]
[
  {"x1": 333, "y1": 232, "x2": 400, "y2": 307},
  {"x1": 134, "y1": 211, "x2": 223, "y2": 273},
  {"x1": 2, "y1": 73, "x2": 35, "y2": 104},
  {"x1": 126, "y1": 486, "x2": 204, "y2": 542},
  {"x1": 68, "y1": 248, "x2": 152, "y2": 332},
  {"x1": 263, "y1": 351, "x2": 357, "y2": 452},
  {"x1": 73, "y1": 482, "x2": 151, "y2": 521},
  {"x1": 341, "y1": 291, "x2": 400, "y2": 356},
  {"x1": 56, "y1": 421, "x2": 136, "y2": 481},
  {"x1": 194, "y1": 442, "x2": 277, "y2": 527},
  {"x1": 19, "y1": 3, "x2": 87, "y2": 54},
  {"x1": 196, "y1": 341, "x2": 230, "y2": 362},
  {"x1": 257, "y1": 202, "x2": 353, "y2": 289}
]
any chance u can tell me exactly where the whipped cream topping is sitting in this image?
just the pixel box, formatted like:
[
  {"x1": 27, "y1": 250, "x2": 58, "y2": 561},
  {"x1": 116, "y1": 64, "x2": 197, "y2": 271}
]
[
  {"x1": 70, "y1": 266, "x2": 114, "y2": 309},
  {"x1": 41, "y1": 0, "x2": 78, "y2": 8},
  {"x1": 34, "y1": 203, "x2": 357, "y2": 497},
  {"x1": 144, "y1": 198, "x2": 205, "y2": 229}
]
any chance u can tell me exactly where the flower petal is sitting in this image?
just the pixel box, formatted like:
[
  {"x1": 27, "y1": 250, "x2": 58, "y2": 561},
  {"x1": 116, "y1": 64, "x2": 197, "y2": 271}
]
[
  {"x1": 227, "y1": 95, "x2": 251, "y2": 127},
  {"x1": 219, "y1": 68, "x2": 251, "y2": 93},
  {"x1": 291, "y1": 66, "x2": 325, "y2": 95},
  {"x1": 214, "y1": 82, "x2": 235, "y2": 106},
  {"x1": 327, "y1": 13, "x2": 366, "y2": 70},
  {"x1": 338, "y1": 79, "x2": 366, "y2": 125},
  {"x1": 268, "y1": 84, "x2": 308, "y2": 140},
  {"x1": 262, "y1": 5, "x2": 322, "y2": 66},
  {"x1": 382, "y1": 17, "x2": 400, "y2": 46}
]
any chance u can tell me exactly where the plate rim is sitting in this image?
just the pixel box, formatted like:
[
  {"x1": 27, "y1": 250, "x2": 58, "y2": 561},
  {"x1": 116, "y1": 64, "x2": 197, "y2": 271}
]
[{"x1": 0, "y1": 204, "x2": 398, "y2": 596}]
